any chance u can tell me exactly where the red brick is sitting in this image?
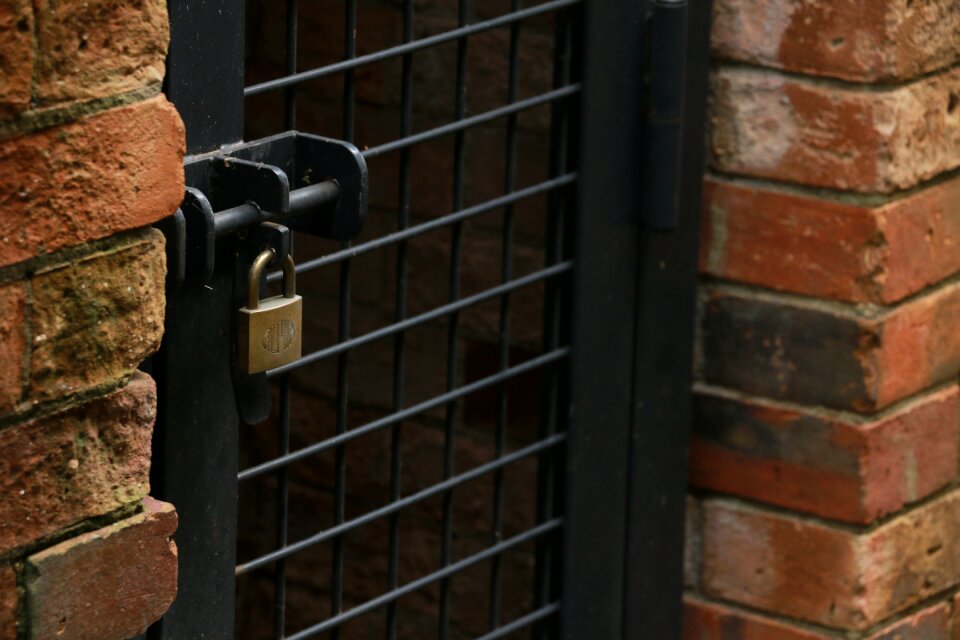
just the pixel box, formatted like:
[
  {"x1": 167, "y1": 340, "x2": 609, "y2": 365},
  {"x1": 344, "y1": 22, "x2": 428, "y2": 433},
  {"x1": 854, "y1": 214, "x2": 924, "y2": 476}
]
[
  {"x1": 702, "y1": 500, "x2": 863, "y2": 628},
  {"x1": 0, "y1": 565, "x2": 17, "y2": 640},
  {"x1": 683, "y1": 599, "x2": 828, "y2": 640},
  {"x1": 700, "y1": 175, "x2": 960, "y2": 304},
  {"x1": 701, "y1": 282, "x2": 960, "y2": 412},
  {"x1": 953, "y1": 592, "x2": 960, "y2": 640},
  {"x1": 0, "y1": 0, "x2": 34, "y2": 117},
  {"x1": 712, "y1": 0, "x2": 960, "y2": 82},
  {"x1": 691, "y1": 385, "x2": 959, "y2": 524},
  {"x1": 881, "y1": 178, "x2": 960, "y2": 304},
  {"x1": 25, "y1": 497, "x2": 177, "y2": 640},
  {"x1": 0, "y1": 281, "x2": 25, "y2": 413},
  {"x1": 874, "y1": 283, "x2": 960, "y2": 409},
  {"x1": 0, "y1": 372, "x2": 155, "y2": 554},
  {"x1": 863, "y1": 493, "x2": 960, "y2": 625},
  {"x1": 33, "y1": 0, "x2": 168, "y2": 106},
  {"x1": 867, "y1": 603, "x2": 951, "y2": 640},
  {"x1": 710, "y1": 66, "x2": 960, "y2": 193},
  {"x1": 701, "y1": 490, "x2": 960, "y2": 629},
  {"x1": 700, "y1": 288, "x2": 873, "y2": 410},
  {"x1": 29, "y1": 231, "x2": 166, "y2": 403},
  {"x1": 0, "y1": 95, "x2": 185, "y2": 268}
]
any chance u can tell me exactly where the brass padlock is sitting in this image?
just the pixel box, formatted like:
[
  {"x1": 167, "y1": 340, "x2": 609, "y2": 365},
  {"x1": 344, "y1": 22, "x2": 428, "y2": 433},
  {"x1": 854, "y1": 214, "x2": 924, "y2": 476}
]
[{"x1": 238, "y1": 249, "x2": 302, "y2": 374}]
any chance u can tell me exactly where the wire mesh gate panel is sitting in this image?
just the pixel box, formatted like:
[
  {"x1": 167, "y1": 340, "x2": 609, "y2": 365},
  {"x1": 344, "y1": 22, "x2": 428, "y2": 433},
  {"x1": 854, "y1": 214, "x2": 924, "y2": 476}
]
[
  {"x1": 150, "y1": 1, "x2": 711, "y2": 638},
  {"x1": 239, "y1": 2, "x2": 572, "y2": 637}
]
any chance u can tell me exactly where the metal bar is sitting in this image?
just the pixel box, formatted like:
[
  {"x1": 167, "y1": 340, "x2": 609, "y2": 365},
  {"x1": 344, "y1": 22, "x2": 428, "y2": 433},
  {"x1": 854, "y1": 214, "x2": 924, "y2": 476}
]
[
  {"x1": 342, "y1": 1, "x2": 357, "y2": 143},
  {"x1": 240, "y1": 348, "x2": 570, "y2": 481},
  {"x1": 287, "y1": 180, "x2": 341, "y2": 212},
  {"x1": 476, "y1": 603, "x2": 561, "y2": 640},
  {"x1": 622, "y1": 2, "x2": 713, "y2": 637},
  {"x1": 361, "y1": 85, "x2": 581, "y2": 159},
  {"x1": 273, "y1": 375, "x2": 292, "y2": 639},
  {"x1": 386, "y1": 2, "x2": 415, "y2": 636},
  {"x1": 560, "y1": 0, "x2": 644, "y2": 636},
  {"x1": 269, "y1": 174, "x2": 577, "y2": 278},
  {"x1": 331, "y1": 261, "x2": 349, "y2": 635},
  {"x1": 283, "y1": 0, "x2": 297, "y2": 129},
  {"x1": 329, "y1": 6, "x2": 357, "y2": 635},
  {"x1": 268, "y1": 260, "x2": 571, "y2": 379},
  {"x1": 243, "y1": 0, "x2": 582, "y2": 96},
  {"x1": 439, "y1": 2, "x2": 470, "y2": 630},
  {"x1": 236, "y1": 433, "x2": 566, "y2": 574},
  {"x1": 283, "y1": 520, "x2": 563, "y2": 640},
  {"x1": 489, "y1": 0, "x2": 521, "y2": 628},
  {"x1": 213, "y1": 181, "x2": 341, "y2": 237},
  {"x1": 534, "y1": 9, "x2": 574, "y2": 636}
]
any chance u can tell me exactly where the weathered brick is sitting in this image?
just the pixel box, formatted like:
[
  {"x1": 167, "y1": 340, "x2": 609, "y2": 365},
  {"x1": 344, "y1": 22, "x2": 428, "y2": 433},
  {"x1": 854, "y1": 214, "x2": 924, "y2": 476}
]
[
  {"x1": 700, "y1": 282, "x2": 960, "y2": 412},
  {"x1": 874, "y1": 284, "x2": 960, "y2": 409},
  {"x1": 710, "y1": 66, "x2": 960, "y2": 193},
  {"x1": 0, "y1": 565, "x2": 17, "y2": 640},
  {"x1": 953, "y1": 592, "x2": 960, "y2": 640},
  {"x1": 0, "y1": 372, "x2": 155, "y2": 554},
  {"x1": 702, "y1": 499, "x2": 862, "y2": 628},
  {"x1": 701, "y1": 490, "x2": 960, "y2": 629},
  {"x1": 33, "y1": 0, "x2": 168, "y2": 106},
  {"x1": 0, "y1": 95, "x2": 185, "y2": 268},
  {"x1": 699, "y1": 288, "x2": 871, "y2": 410},
  {"x1": 880, "y1": 178, "x2": 960, "y2": 305},
  {"x1": 0, "y1": 0, "x2": 34, "y2": 117},
  {"x1": 29, "y1": 230, "x2": 165, "y2": 402},
  {"x1": 700, "y1": 175, "x2": 960, "y2": 304},
  {"x1": 683, "y1": 604, "x2": 952, "y2": 640},
  {"x1": 712, "y1": 0, "x2": 960, "y2": 82},
  {"x1": 863, "y1": 494, "x2": 960, "y2": 626},
  {"x1": 683, "y1": 599, "x2": 828, "y2": 639},
  {"x1": 691, "y1": 385, "x2": 959, "y2": 523},
  {"x1": 0, "y1": 282, "x2": 25, "y2": 413},
  {"x1": 25, "y1": 497, "x2": 177, "y2": 640},
  {"x1": 867, "y1": 603, "x2": 951, "y2": 640}
]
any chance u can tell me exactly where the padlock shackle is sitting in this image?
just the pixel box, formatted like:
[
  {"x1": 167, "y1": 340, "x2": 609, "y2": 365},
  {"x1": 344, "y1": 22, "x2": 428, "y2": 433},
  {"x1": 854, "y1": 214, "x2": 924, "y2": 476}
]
[
  {"x1": 247, "y1": 248, "x2": 276, "y2": 310},
  {"x1": 247, "y1": 248, "x2": 297, "y2": 310},
  {"x1": 282, "y1": 255, "x2": 296, "y2": 299}
]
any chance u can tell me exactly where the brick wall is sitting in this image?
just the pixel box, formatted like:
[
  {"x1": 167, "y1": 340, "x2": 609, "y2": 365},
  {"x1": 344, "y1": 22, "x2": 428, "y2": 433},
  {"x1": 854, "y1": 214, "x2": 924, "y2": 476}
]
[
  {"x1": 0, "y1": 1, "x2": 184, "y2": 638},
  {"x1": 685, "y1": 0, "x2": 960, "y2": 638}
]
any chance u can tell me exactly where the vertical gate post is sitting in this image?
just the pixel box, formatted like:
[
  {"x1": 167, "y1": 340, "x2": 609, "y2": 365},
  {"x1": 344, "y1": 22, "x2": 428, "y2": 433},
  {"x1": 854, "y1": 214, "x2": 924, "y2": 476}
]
[
  {"x1": 564, "y1": 0, "x2": 712, "y2": 637},
  {"x1": 163, "y1": 0, "x2": 245, "y2": 154},
  {"x1": 149, "y1": 2, "x2": 246, "y2": 637},
  {"x1": 563, "y1": 1, "x2": 647, "y2": 637},
  {"x1": 623, "y1": 1, "x2": 712, "y2": 638}
]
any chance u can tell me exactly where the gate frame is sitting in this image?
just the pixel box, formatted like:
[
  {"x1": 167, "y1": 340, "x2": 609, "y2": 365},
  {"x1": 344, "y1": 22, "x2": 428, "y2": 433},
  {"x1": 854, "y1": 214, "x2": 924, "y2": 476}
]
[
  {"x1": 148, "y1": 2, "x2": 245, "y2": 638},
  {"x1": 151, "y1": 1, "x2": 712, "y2": 637},
  {"x1": 563, "y1": 2, "x2": 711, "y2": 638}
]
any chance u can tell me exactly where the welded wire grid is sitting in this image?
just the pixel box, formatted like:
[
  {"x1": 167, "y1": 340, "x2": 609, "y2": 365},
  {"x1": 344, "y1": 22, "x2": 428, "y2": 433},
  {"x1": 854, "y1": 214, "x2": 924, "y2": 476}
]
[{"x1": 238, "y1": 1, "x2": 578, "y2": 638}]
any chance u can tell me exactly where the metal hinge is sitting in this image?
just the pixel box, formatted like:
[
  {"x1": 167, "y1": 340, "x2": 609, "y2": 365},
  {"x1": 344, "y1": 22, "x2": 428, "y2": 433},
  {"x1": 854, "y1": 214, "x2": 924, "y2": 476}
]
[{"x1": 639, "y1": 0, "x2": 689, "y2": 231}]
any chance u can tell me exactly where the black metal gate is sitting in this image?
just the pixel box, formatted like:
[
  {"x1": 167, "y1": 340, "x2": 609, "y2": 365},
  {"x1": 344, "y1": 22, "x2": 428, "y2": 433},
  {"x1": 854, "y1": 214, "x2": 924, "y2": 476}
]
[{"x1": 148, "y1": 1, "x2": 711, "y2": 638}]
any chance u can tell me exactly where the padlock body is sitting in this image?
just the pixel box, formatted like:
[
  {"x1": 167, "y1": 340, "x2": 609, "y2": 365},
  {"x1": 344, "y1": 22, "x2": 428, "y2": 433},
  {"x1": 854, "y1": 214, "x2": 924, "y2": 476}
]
[{"x1": 238, "y1": 294, "x2": 302, "y2": 374}]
